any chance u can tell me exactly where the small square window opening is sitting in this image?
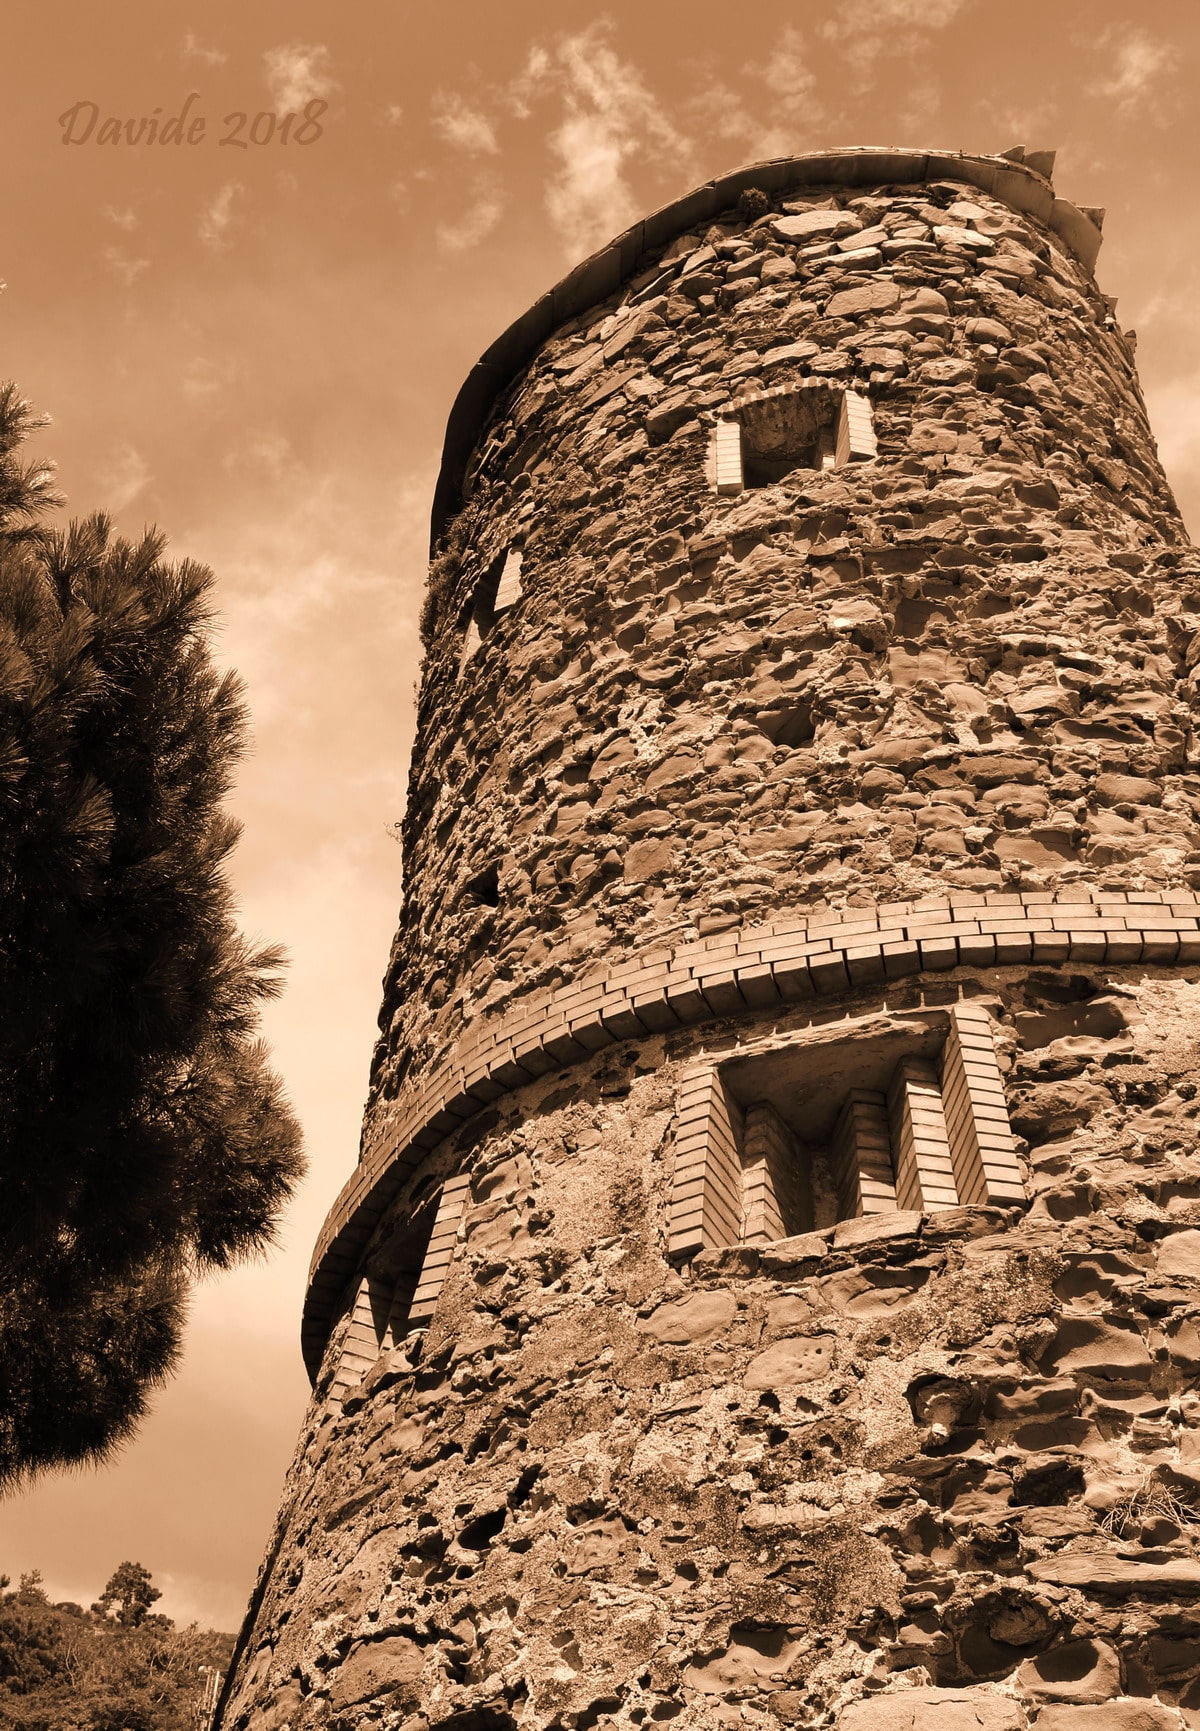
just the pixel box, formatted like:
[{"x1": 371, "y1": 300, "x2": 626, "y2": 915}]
[
  {"x1": 667, "y1": 1004, "x2": 1023, "y2": 1263},
  {"x1": 711, "y1": 385, "x2": 877, "y2": 496}
]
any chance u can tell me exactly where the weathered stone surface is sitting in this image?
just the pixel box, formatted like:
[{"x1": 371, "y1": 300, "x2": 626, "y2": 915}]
[
  {"x1": 743, "y1": 1332, "x2": 836, "y2": 1388},
  {"x1": 637, "y1": 1289, "x2": 736, "y2": 1344},
  {"x1": 1039, "y1": 1316, "x2": 1154, "y2": 1379},
  {"x1": 839, "y1": 1687, "x2": 1028, "y2": 1729},
  {"x1": 1095, "y1": 772, "x2": 1161, "y2": 807},
  {"x1": 827, "y1": 281, "x2": 902, "y2": 318},
  {"x1": 1031, "y1": 1704, "x2": 1184, "y2": 1731},
  {"x1": 772, "y1": 209, "x2": 861, "y2": 241},
  {"x1": 758, "y1": 1230, "x2": 829, "y2": 1269},
  {"x1": 217, "y1": 152, "x2": 1200, "y2": 1731},
  {"x1": 326, "y1": 1636, "x2": 424, "y2": 1710},
  {"x1": 684, "y1": 1627, "x2": 804, "y2": 1691},
  {"x1": 622, "y1": 836, "x2": 674, "y2": 882},
  {"x1": 1157, "y1": 1229, "x2": 1200, "y2": 1280},
  {"x1": 1029, "y1": 1554, "x2": 1200, "y2": 1593},
  {"x1": 1017, "y1": 1638, "x2": 1121, "y2": 1703},
  {"x1": 833, "y1": 1209, "x2": 922, "y2": 1249}
]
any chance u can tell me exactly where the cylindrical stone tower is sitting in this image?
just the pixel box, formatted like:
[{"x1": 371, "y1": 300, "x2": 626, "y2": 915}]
[{"x1": 220, "y1": 150, "x2": 1200, "y2": 1731}]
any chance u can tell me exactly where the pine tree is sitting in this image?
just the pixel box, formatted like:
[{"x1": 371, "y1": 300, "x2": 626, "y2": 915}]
[
  {"x1": 93, "y1": 1564, "x2": 160, "y2": 1629},
  {"x1": 0, "y1": 386, "x2": 303, "y2": 1485},
  {"x1": 0, "y1": 1562, "x2": 233, "y2": 1729}
]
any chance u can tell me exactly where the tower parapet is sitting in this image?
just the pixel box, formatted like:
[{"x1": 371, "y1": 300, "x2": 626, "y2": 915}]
[{"x1": 220, "y1": 150, "x2": 1200, "y2": 1731}]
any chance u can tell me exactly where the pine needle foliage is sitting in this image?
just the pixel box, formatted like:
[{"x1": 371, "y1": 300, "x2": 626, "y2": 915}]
[{"x1": 0, "y1": 388, "x2": 303, "y2": 1486}]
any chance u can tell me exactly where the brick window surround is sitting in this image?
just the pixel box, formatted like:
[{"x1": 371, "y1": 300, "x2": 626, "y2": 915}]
[
  {"x1": 712, "y1": 382, "x2": 877, "y2": 496},
  {"x1": 328, "y1": 1172, "x2": 470, "y2": 1400},
  {"x1": 304, "y1": 888, "x2": 1195, "y2": 1381},
  {"x1": 667, "y1": 1002, "x2": 1022, "y2": 1262}
]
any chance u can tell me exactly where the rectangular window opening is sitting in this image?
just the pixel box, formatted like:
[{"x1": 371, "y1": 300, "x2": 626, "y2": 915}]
[
  {"x1": 667, "y1": 1003, "x2": 1023, "y2": 1263},
  {"x1": 711, "y1": 386, "x2": 877, "y2": 497}
]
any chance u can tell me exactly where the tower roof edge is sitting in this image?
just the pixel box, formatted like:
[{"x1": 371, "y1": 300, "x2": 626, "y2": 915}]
[{"x1": 429, "y1": 146, "x2": 1102, "y2": 551}]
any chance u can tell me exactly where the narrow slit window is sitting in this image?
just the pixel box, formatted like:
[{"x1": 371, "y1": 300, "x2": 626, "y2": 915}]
[
  {"x1": 460, "y1": 546, "x2": 524, "y2": 667},
  {"x1": 328, "y1": 1174, "x2": 470, "y2": 1399}
]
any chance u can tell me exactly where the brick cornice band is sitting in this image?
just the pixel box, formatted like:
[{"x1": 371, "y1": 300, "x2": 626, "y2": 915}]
[{"x1": 302, "y1": 888, "x2": 1200, "y2": 1376}]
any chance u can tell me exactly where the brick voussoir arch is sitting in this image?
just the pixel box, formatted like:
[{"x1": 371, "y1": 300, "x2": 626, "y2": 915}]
[{"x1": 301, "y1": 888, "x2": 1200, "y2": 1377}]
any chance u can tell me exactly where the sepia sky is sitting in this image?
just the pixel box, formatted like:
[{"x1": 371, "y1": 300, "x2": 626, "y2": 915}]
[{"x1": 1, "y1": 0, "x2": 1199, "y2": 1631}]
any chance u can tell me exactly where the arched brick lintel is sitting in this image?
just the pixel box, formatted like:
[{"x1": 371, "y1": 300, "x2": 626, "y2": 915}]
[{"x1": 301, "y1": 889, "x2": 1200, "y2": 1379}]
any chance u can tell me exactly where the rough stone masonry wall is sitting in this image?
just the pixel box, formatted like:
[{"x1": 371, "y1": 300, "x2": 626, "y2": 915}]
[
  {"x1": 228, "y1": 968, "x2": 1200, "y2": 1731},
  {"x1": 217, "y1": 155, "x2": 1200, "y2": 1731},
  {"x1": 368, "y1": 161, "x2": 1197, "y2": 1122}
]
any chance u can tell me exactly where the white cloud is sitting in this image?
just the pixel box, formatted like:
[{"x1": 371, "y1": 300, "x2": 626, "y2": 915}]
[
  {"x1": 1136, "y1": 287, "x2": 1194, "y2": 334},
  {"x1": 383, "y1": 102, "x2": 404, "y2": 127},
  {"x1": 512, "y1": 23, "x2": 692, "y2": 259},
  {"x1": 825, "y1": 0, "x2": 967, "y2": 24},
  {"x1": 262, "y1": 42, "x2": 338, "y2": 113},
  {"x1": 1088, "y1": 28, "x2": 1176, "y2": 116},
  {"x1": 101, "y1": 247, "x2": 150, "y2": 288},
  {"x1": 683, "y1": 87, "x2": 756, "y2": 153},
  {"x1": 756, "y1": 22, "x2": 821, "y2": 105},
  {"x1": 818, "y1": 0, "x2": 970, "y2": 89},
  {"x1": 180, "y1": 355, "x2": 238, "y2": 401},
  {"x1": 223, "y1": 429, "x2": 296, "y2": 478},
  {"x1": 894, "y1": 74, "x2": 944, "y2": 136},
  {"x1": 431, "y1": 91, "x2": 498, "y2": 154},
  {"x1": 198, "y1": 182, "x2": 245, "y2": 250},
  {"x1": 975, "y1": 97, "x2": 1062, "y2": 151},
  {"x1": 734, "y1": 25, "x2": 827, "y2": 158},
  {"x1": 182, "y1": 30, "x2": 226, "y2": 67},
  {"x1": 507, "y1": 45, "x2": 552, "y2": 120},
  {"x1": 103, "y1": 205, "x2": 139, "y2": 232},
  {"x1": 210, "y1": 463, "x2": 429, "y2": 729},
  {"x1": 435, "y1": 172, "x2": 505, "y2": 252},
  {"x1": 98, "y1": 444, "x2": 151, "y2": 514}
]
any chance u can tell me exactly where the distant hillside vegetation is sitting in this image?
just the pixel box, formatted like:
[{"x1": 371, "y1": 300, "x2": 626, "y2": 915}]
[{"x1": 0, "y1": 1565, "x2": 233, "y2": 1731}]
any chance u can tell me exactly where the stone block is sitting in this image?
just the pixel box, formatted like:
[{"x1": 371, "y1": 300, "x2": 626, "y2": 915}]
[
  {"x1": 832, "y1": 1209, "x2": 922, "y2": 1249},
  {"x1": 624, "y1": 837, "x2": 674, "y2": 883},
  {"x1": 1029, "y1": 1553, "x2": 1200, "y2": 1593},
  {"x1": 1156, "y1": 1229, "x2": 1200, "y2": 1280},
  {"x1": 327, "y1": 1636, "x2": 425, "y2": 1710},
  {"x1": 637, "y1": 1290, "x2": 737, "y2": 1346},
  {"x1": 1031, "y1": 1704, "x2": 1184, "y2": 1731},
  {"x1": 758, "y1": 1232, "x2": 830, "y2": 1271},
  {"x1": 827, "y1": 281, "x2": 901, "y2": 318},
  {"x1": 838, "y1": 1688, "x2": 1028, "y2": 1730},
  {"x1": 771, "y1": 210, "x2": 861, "y2": 242},
  {"x1": 1017, "y1": 1637, "x2": 1121, "y2": 1703},
  {"x1": 743, "y1": 1333, "x2": 836, "y2": 1388}
]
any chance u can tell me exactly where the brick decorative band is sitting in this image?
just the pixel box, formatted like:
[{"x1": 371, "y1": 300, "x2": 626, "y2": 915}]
[{"x1": 301, "y1": 890, "x2": 1200, "y2": 1377}]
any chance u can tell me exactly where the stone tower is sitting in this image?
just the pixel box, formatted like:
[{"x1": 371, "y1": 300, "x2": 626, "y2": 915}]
[{"x1": 219, "y1": 150, "x2": 1200, "y2": 1731}]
